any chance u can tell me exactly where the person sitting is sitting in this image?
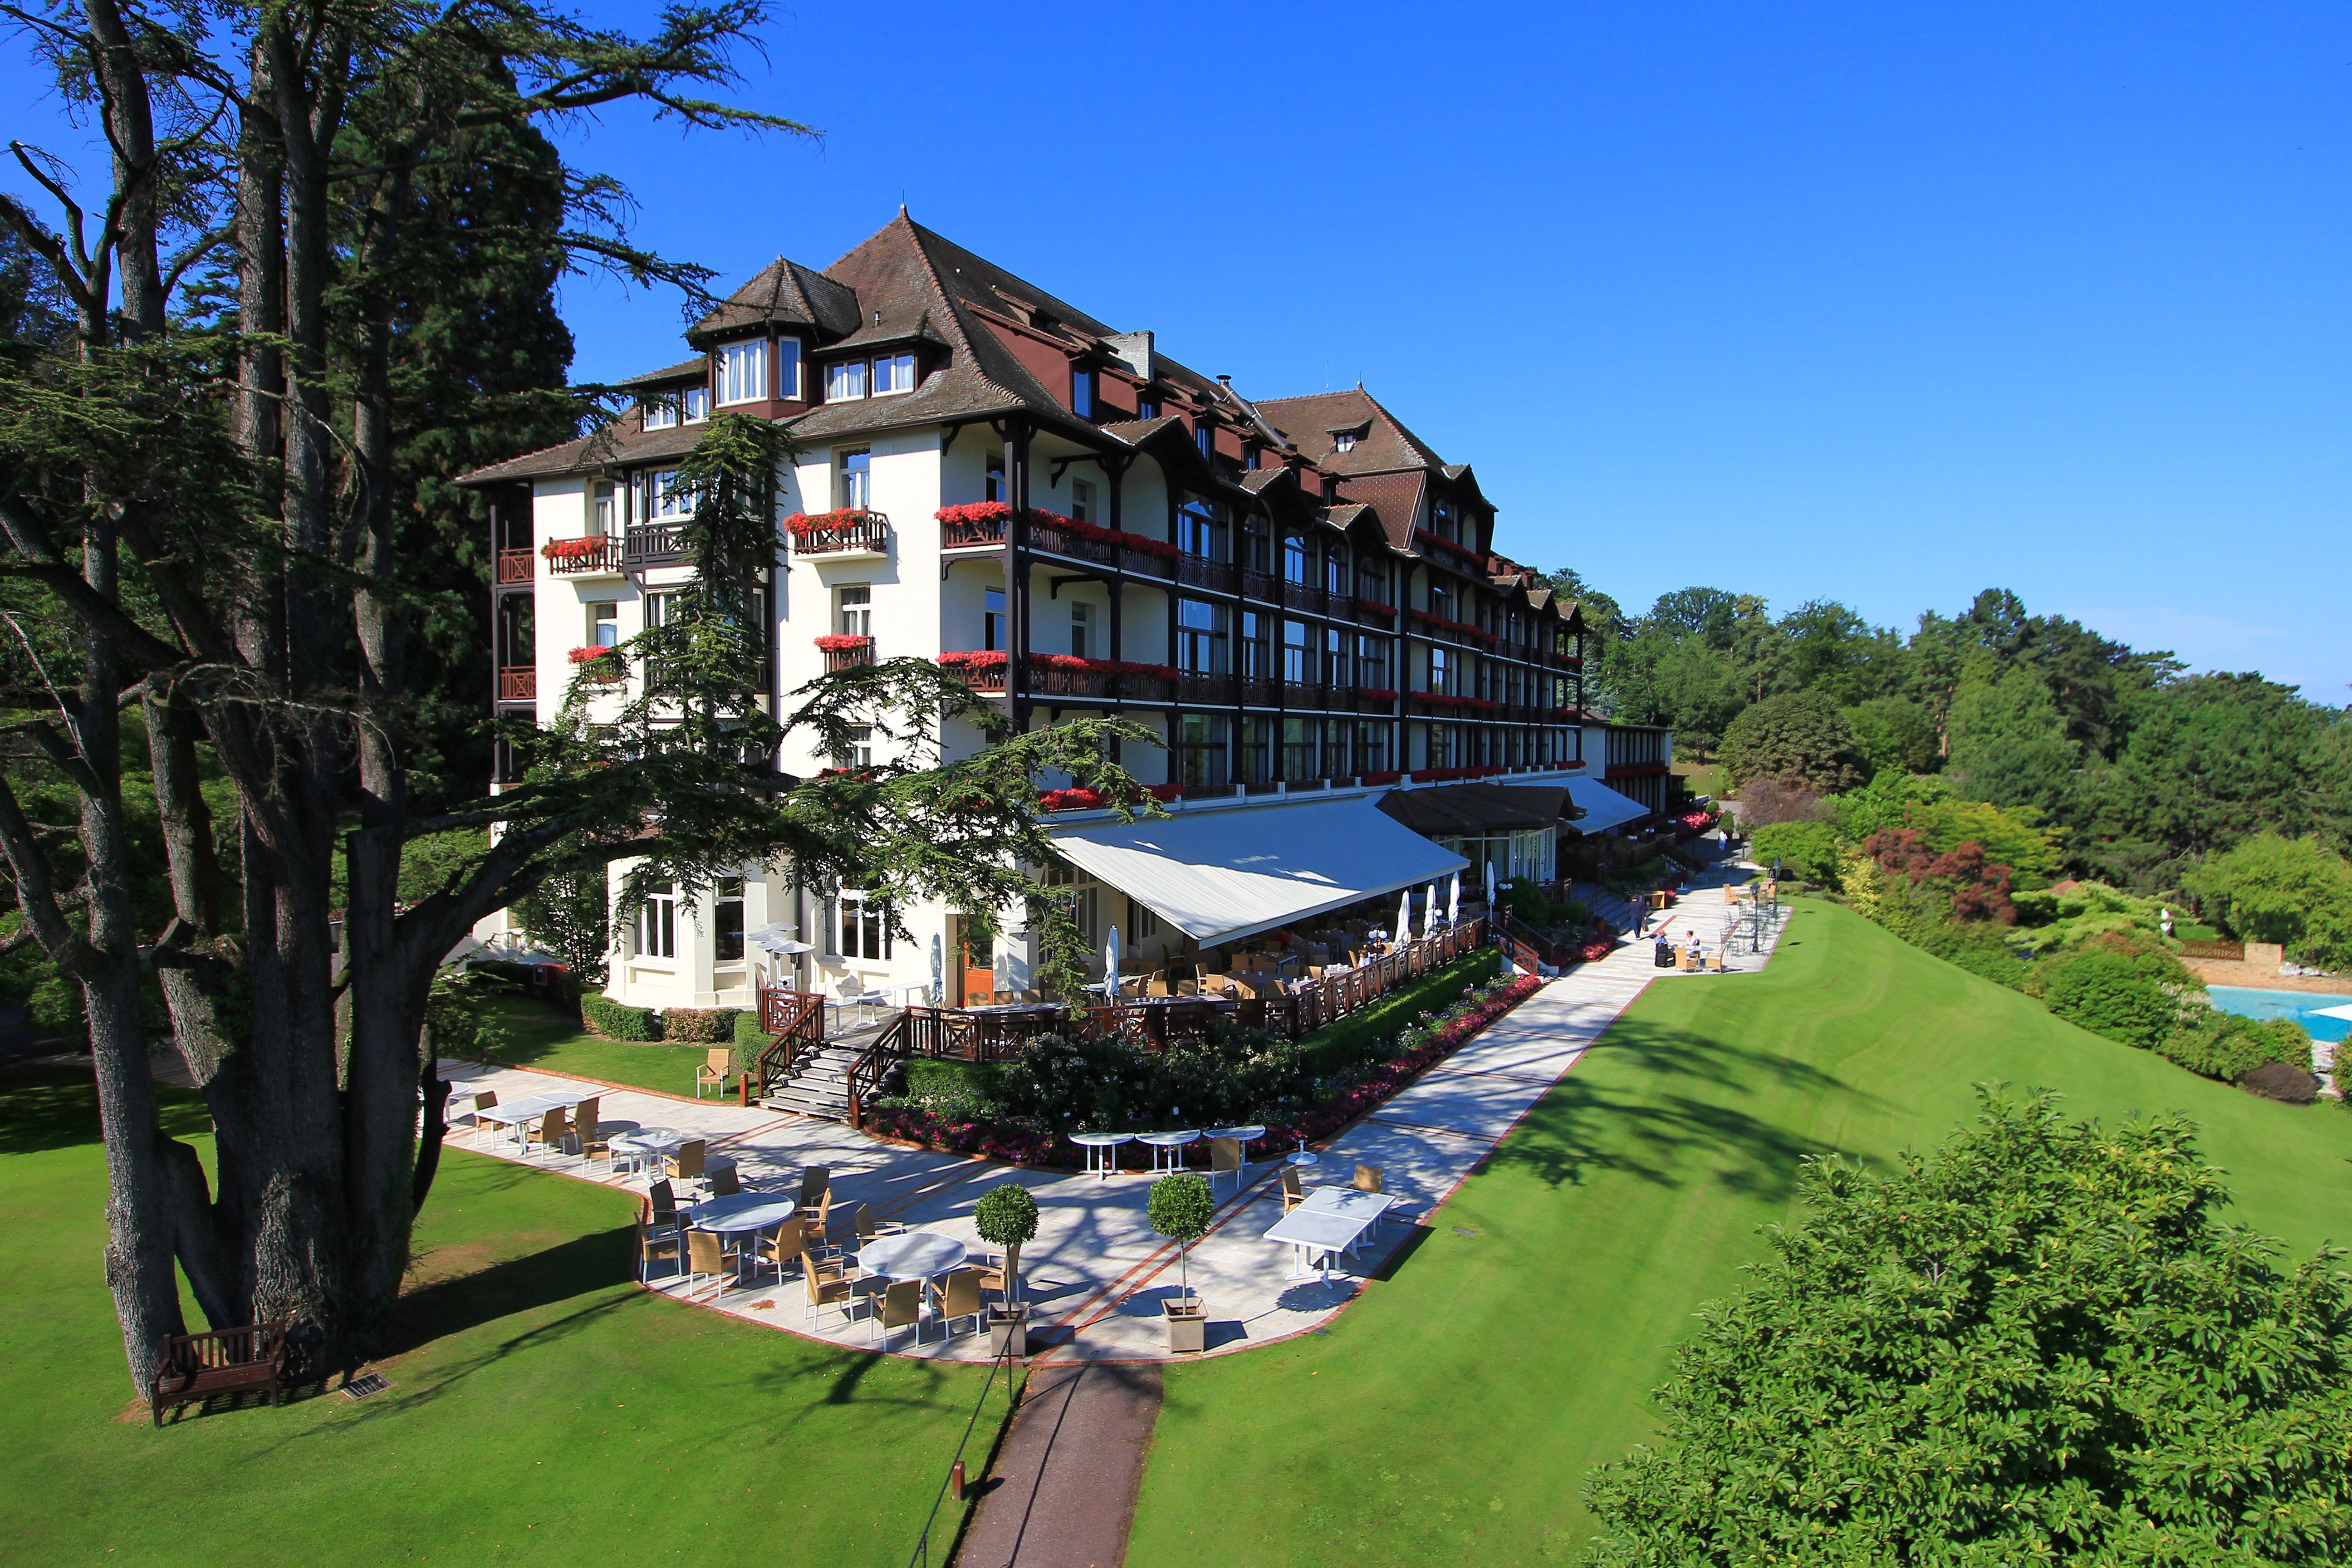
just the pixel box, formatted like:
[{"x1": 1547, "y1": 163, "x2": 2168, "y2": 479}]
[{"x1": 1653, "y1": 931, "x2": 1675, "y2": 969}]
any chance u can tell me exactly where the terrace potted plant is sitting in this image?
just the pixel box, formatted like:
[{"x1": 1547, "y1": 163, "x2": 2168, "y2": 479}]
[
  {"x1": 1149, "y1": 1172, "x2": 1214, "y2": 1353},
  {"x1": 975, "y1": 1181, "x2": 1039, "y2": 1356}
]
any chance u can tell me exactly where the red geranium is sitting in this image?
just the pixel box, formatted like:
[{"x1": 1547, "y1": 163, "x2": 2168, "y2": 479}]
[
  {"x1": 813, "y1": 633, "x2": 872, "y2": 651},
  {"x1": 940, "y1": 650, "x2": 1008, "y2": 668}
]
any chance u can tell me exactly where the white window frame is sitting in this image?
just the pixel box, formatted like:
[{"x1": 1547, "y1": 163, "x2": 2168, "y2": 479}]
[
  {"x1": 775, "y1": 338, "x2": 803, "y2": 399},
  {"x1": 681, "y1": 385, "x2": 710, "y2": 422},
  {"x1": 637, "y1": 882, "x2": 677, "y2": 960},
  {"x1": 872, "y1": 353, "x2": 917, "y2": 396},
  {"x1": 838, "y1": 448, "x2": 872, "y2": 510},
  {"x1": 588, "y1": 600, "x2": 619, "y2": 648},
  {"x1": 1071, "y1": 600, "x2": 1091, "y2": 659},
  {"x1": 826, "y1": 359, "x2": 868, "y2": 401},
  {"x1": 649, "y1": 470, "x2": 696, "y2": 519},
  {"x1": 642, "y1": 396, "x2": 679, "y2": 431},
  {"x1": 718, "y1": 341, "x2": 767, "y2": 406},
  {"x1": 833, "y1": 892, "x2": 891, "y2": 961},
  {"x1": 837, "y1": 583, "x2": 872, "y2": 637}
]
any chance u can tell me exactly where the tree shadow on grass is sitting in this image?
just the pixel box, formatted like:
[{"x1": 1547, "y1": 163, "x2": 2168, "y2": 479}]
[
  {"x1": 0, "y1": 1065, "x2": 212, "y2": 1156},
  {"x1": 1482, "y1": 1019, "x2": 1894, "y2": 1203},
  {"x1": 378, "y1": 1225, "x2": 636, "y2": 1361}
]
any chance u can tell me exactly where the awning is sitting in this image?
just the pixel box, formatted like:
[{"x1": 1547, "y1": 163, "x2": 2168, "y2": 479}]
[
  {"x1": 1049, "y1": 796, "x2": 1470, "y2": 949},
  {"x1": 1375, "y1": 783, "x2": 1583, "y2": 835},
  {"x1": 1563, "y1": 776, "x2": 1652, "y2": 835}
]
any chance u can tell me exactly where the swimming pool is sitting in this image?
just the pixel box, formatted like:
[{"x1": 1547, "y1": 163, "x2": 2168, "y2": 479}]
[{"x1": 2207, "y1": 986, "x2": 2352, "y2": 1044}]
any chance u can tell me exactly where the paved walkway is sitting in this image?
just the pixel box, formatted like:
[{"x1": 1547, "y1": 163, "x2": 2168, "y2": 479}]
[
  {"x1": 955, "y1": 1362, "x2": 1162, "y2": 1568},
  {"x1": 441, "y1": 873, "x2": 1792, "y2": 1365}
]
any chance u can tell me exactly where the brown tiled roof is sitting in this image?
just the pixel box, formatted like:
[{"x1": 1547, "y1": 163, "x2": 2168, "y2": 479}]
[
  {"x1": 461, "y1": 419, "x2": 705, "y2": 484},
  {"x1": 1256, "y1": 387, "x2": 1448, "y2": 476},
  {"x1": 615, "y1": 357, "x2": 706, "y2": 389},
  {"x1": 691, "y1": 257, "x2": 860, "y2": 342},
  {"x1": 1336, "y1": 468, "x2": 1427, "y2": 553}
]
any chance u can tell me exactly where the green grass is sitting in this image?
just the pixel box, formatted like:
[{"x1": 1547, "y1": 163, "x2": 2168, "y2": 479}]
[
  {"x1": 1125, "y1": 900, "x2": 2352, "y2": 1568},
  {"x1": 473, "y1": 995, "x2": 729, "y2": 1099},
  {"x1": 0, "y1": 1066, "x2": 997, "y2": 1565}
]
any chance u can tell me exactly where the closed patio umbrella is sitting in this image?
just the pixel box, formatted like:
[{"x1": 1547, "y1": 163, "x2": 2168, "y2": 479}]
[
  {"x1": 1485, "y1": 860, "x2": 1497, "y2": 912},
  {"x1": 1423, "y1": 882, "x2": 1440, "y2": 937},
  {"x1": 929, "y1": 933, "x2": 944, "y2": 1006},
  {"x1": 1103, "y1": 924, "x2": 1120, "y2": 995},
  {"x1": 1448, "y1": 873, "x2": 1460, "y2": 926},
  {"x1": 1397, "y1": 888, "x2": 1413, "y2": 946}
]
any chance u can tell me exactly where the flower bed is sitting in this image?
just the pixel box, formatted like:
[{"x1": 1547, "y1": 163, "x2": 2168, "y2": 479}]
[{"x1": 864, "y1": 1105, "x2": 1060, "y2": 1166}]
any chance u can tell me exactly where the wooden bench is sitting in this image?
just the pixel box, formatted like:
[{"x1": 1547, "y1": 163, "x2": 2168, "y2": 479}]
[{"x1": 150, "y1": 1321, "x2": 289, "y2": 1426}]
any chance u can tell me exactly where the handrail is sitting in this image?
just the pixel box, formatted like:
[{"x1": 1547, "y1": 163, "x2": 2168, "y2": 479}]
[
  {"x1": 904, "y1": 1345, "x2": 1019, "y2": 1568},
  {"x1": 844, "y1": 1010, "x2": 907, "y2": 1127},
  {"x1": 753, "y1": 986, "x2": 827, "y2": 1098}
]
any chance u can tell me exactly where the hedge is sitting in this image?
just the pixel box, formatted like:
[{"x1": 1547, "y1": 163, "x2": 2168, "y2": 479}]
[
  {"x1": 1298, "y1": 948, "x2": 1502, "y2": 1080},
  {"x1": 580, "y1": 994, "x2": 659, "y2": 1041},
  {"x1": 661, "y1": 1006, "x2": 739, "y2": 1044},
  {"x1": 733, "y1": 1009, "x2": 772, "y2": 1050}
]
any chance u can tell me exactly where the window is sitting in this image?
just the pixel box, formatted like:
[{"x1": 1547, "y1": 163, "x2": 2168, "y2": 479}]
[
  {"x1": 1324, "y1": 544, "x2": 1349, "y2": 597},
  {"x1": 983, "y1": 588, "x2": 1007, "y2": 652},
  {"x1": 1239, "y1": 609, "x2": 1268, "y2": 679},
  {"x1": 649, "y1": 470, "x2": 696, "y2": 519},
  {"x1": 1333, "y1": 432, "x2": 1357, "y2": 454},
  {"x1": 825, "y1": 359, "x2": 868, "y2": 401},
  {"x1": 872, "y1": 353, "x2": 916, "y2": 396},
  {"x1": 1282, "y1": 717, "x2": 1316, "y2": 781},
  {"x1": 681, "y1": 385, "x2": 710, "y2": 422},
  {"x1": 715, "y1": 878, "x2": 745, "y2": 962},
  {"x1": 1070, "y1": 478, "x2": 1096, "y2": 524},
  {"x1": 1358, "y1": 634, "x2": 1390, "y2": 689},
  {"x1": 637, "y1": 882, "x2": 676, "y2": 960},
  {"x1": 838, "y1": 448, "x2": 871, "y2": 510},
  {"x1": 837, "y1": 583, "x2": 871, "y2": 637},
  {"x1": 1430, "y1": 645, "x2": 1456, "y2": 696},
  {"x1": 1126, "y1": 896, "x2": 1161, "y2": 941},
  {"x1": 1070, "y1": 601, "x2": 1091, "y2": 659},
  {"x1": 1136, "y1": 393, "x2": 1159, "y2": 421},
  {"x1": 1282, "y1": 533, "x2": 1309, "y2": 585},
  {"x1": 1357, "y1": 720, "x2": 1389, "y2": 775},
  {"x1": 1175, "y1": 713, "x2": 1229, "y2": 786},
  {"x1": 1323, "y1": 626, "x2": 1348, "y2": 686},
  {"x1": 835, "y1": 893, "x2": 891, "y2": 961},
  {"x1": 1429, "y1": 580, "x2": 1453, "y2": 622},
  {"x1": 1196, "y1": 422, "x2": 1214, "y2": 458},
  {"x1": 776, "y1": 338, "x2": 803, "y2": 399},
  {"x1": 718, "y1": 341, "x2": 766, "y2": 405},
  {"x1": 838, "y1": 725, "x2": 873, "y2": 769},
  {"x1": 1357, "y1": 558, "x2": 1388, "y2": 604},
  {"x1": 642, "y1": 395, "x2": 680, "y2": 431},
  {"x1": 985, "y1": 455, "x2": 1005, "y2": 503},
  {"x1": 592, "y1": 482, "x2": 616, "y2": 535},
  {"x1": 1281, "y1": 619, "x2": 1310, "y2": 684},
  {"x1": 1324, "y1": 718, "x2": 1352, "y2": 777},
  {"x1": 1238, "y1": 715, "x2": 1274, "y2": 784},
  {"x1": 588, "y1": 601, "x2": 618, "y2": 648},
  {"x1": 1239, "y1": 515, "x2": 1270, "y2": 574},
  {"x1": 1176, "y1": 494, "x2": 1226, "y2": 560},
  {"x1": 1177, "y1": 598, "x2": 1227, "y2": 674},
  {"x1": 1070, "y1": 368, "x2": 1094, "y2": 418}
]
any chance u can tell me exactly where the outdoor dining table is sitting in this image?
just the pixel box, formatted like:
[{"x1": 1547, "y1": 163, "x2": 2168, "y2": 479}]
[
  {"x1": 1136, "y1": 1130, "x2": 1200, "y2": 1171},
  {"x1": 472, "y1": 1088, "x2": 594, "y2": 1151},
  {"x1": 856, "y1": 1232, "x2": 967, "y2": 1281},
  {"x1": 686, "y1": 1193, "x2": 799, "y2": 1285},
  {"x1": 1264, "y1": 1188, "x2": 1396, "y2": 1280},
  {"x1": 608, "y1": 1125, "x2": 687, "y2": 1176},
  {"x1": 1070, "y1": 1131, "x2": 1133, "y2": 1178}
]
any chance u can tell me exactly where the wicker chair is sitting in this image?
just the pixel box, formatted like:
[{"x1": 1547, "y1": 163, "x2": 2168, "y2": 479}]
[
  {"x1": 695, "y1": 1048, "x2": 733, "y2": 1099},
  {"x1": 933, "y1": 1269, "x2": 986, "y2": 1342},
  {"x1": 1280, "y1": 1165, "x2": 1311, "y2": 1212},
  {"x1": 870, "y1": 1279, "x2": 925, "y2": 1348},
  {"x1": 800, "y1": 1249, "x2": 858, "y2": 1325}
]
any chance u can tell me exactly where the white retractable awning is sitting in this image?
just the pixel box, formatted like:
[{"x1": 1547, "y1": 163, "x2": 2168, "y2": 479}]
[
  {"x1": 1050, "y1": 796, "x2": 1470, "y2": 949},
  {"x1": 1563, "y1": 776, "x2": 1652, "y2": 835}
]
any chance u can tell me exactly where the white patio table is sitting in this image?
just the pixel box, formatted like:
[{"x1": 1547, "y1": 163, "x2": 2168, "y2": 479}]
[
  {"x1": 1069, "y1": 1132, "x2": 1132, "y2": 1178},
  {"x1": 608, "y1": 1126, "x2": 687, "y2": 1176},
  {"x1": 472, "y1": 1089, "x2": 589, "y2": 1152},
  {"x1": 1264, "y1": 1189, "x2": 1395, "y2": 1280},
  {"x1": 856, "y1": 1232, "x2": 967, "y2": 1281},
  {"x1": 686, "y1": 1194, "x2": 799, "y2": 1285},
  {"x1": 1136, "y1": 1130, "x2": 1200, "y2": 1172}
]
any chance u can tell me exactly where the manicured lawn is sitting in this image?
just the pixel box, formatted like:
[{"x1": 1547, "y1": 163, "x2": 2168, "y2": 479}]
[
  {"x1": 1126, "y1": 901, "x2": 2352, "y2": 1568},
  {"x1": 473, "y1": 995, "x2": 732, "y2": 1100},
  {"x1": 0, "y1": 1067, "x2": 996, "y2": 1565}
]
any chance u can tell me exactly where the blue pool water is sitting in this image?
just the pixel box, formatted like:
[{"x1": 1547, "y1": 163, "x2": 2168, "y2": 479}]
[{"x1": 2207, "y1": 986, "x2": 2352, "y2": 1044}]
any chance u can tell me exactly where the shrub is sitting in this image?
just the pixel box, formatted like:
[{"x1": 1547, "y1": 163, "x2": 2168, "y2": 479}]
[
  {"x1": 2158, "y1": 1011, "x2": 2313, "y2": 1084},
  {"x1": 2239, "y1": 1061, "x2": 2320, "y2": 1104},
  {"x1": 732, "y1": 1009, "x2": 770, "y2": 1051},
  {"x1": 1721, "y1": 690, "x2": 1868, "y2": 794},
  {"x1": 973, "y1": 1182, "x2": 1040, "y2": 1251},
  {"x1": 1750, "y1": 821, "x2": 1843, "y2": 887},
  {"x1": 1148, "y1": 1172, "x2": 1217, "y2": 1292},
  {"x1": 2040, "y1": 950, "x2": 2180, "y2": 1049},
  {"x1": 659, "y1": 1006, "x2": 738, "y2": 1044},
  {"x1": 2184, "y1": 832, "x2": 2352, "y2": 970},
  {"x1": 1582, "y1": 1091, "x2": 2352, "y2": 1567},
  {"x1": 579, "y1": 993, "x2": 660, "y2": 1041}
]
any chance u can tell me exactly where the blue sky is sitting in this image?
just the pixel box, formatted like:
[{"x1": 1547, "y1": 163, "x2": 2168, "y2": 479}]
[{"x1": 5, "y1": 3, "x2": 2347, "y2": 698}]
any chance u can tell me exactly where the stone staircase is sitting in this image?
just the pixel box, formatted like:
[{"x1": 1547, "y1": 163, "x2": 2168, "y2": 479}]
[{"x1": 757, "y1": 1015, "x2": 896, "y2": 1122}]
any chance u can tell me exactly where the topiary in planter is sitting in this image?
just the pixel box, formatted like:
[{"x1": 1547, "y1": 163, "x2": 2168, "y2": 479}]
[
  {"x1": 1149, "y1": 1172, "x2": 1215, "y2": 1296},
  {"x1": 974, "y1": 1182, "x2": 1039, "y2": 1303}
]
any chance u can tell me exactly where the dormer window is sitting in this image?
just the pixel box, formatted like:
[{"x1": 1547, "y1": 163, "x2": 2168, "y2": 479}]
[
  {"x1": 1333, "y1": 432, "x2": 1357, "y2": 454},
  {"x1": 717, "y1": 340, "x2": 767, "y2": 405},
  {"x1": 642, "y1": 397, "x2": 679, "y2": 431},
  {"x1": 1070, "y1": 367, "x2": 1094, "y2": 419},
  {"x1": 1136, "y1": 393, "x2": 1159, "y2": 421},
  {"x1": 872, "y1": 353, "x2": 917, "y2": 396},
  {"x1": 681, "y1": 385, "x2": 709, "y2": 422},
  {"x1": 826, "y1": 359, "x2": 868, "y2": 401}
]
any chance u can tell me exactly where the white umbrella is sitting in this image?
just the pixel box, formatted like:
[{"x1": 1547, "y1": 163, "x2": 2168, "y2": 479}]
[
  {"x1": 1103, "y1": 924, "x2": 1121, "y2": 995},
  {"x1": 1448, "y1": 872, "x2": 1460, "y2": 926},
  {"x1": 1397, "y1": 888, "x2": 1413, "y2": 945},
  {"x1": 1485, "y1": 860, "x2": 1497, "y2": 911},
  {"x1": 1423, "y1": 881, "x2": 1440, "y2": 937}
]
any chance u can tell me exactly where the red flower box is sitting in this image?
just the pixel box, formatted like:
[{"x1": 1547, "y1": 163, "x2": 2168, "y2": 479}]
[
  {"x1": 1360, "y1": 770, "x2": 1402, "y2": 785},
  {"x1": 940, "y1": 650, "x2": 1008, "y2": 668},
  {"x1": 784, "y1": 508, "x2": 876, "y2": 539},
  {"x1": 1358, "y1": 687, "x2": 1399, "y2": 702},
  {"x1": 813, "y1": 633, "x2": 872, "y2": 651},
  {"x1": 1356, "y1": 599, "x2": 1398, "y2": 618},
  {"x1": 1147, "y1": 783, "x2": 1184, "y2": 801},
  {"x1": 542, "y1": 537, "x2": 604, "y2": 561},
  {"x1": 566, "y1": 645, "x2": 622, "y2": 665}
]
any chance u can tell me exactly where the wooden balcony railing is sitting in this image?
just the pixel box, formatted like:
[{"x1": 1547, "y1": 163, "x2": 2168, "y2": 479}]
[
  {"x1": 544, "y1": 536, "x2": 625, "y2": 575},
  {"x1": 624, "y1": 521, "x2": 687, "y2": 567},
  {"x1": 791, "y1": 511, "x2": 891, "y2": 557},
  {"x1": 821, "y1": 638, "x2": 875, "y2": 673},
  {"x1": 497, "y1": 666, "x2": 537, "y2": 702},
  {"x1": 495, "y1": 548, "x2": 534, "y2": 585}
]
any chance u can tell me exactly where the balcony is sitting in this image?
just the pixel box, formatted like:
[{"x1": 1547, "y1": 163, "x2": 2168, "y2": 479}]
[
  {"x1": 818, "y1": 635, "x2": 874, "y2": 673},
  {"x1": 941, "y1": 652, "x2": 1178, "y2": 705},
  {"x1": 495, "y1": 548, "x2": 534, "y2": 586},
  {"x1": 497, "y1": 666, "x2": 537, "y2": 702},
  {"x1": 789, "y1": 509, "x2": 891, "y2": 559},
  {"x1": 625, "y1": 521, "x2": 687, "y2": 567},
  {"x1": 936, "y1": 504, "x2": 1179, "y2": 581},
  {"x1": 543, "y1": 536, "x2": 625, "y2": 577}
]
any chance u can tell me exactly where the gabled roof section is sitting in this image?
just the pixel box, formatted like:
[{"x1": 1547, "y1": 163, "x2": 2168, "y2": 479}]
[
  {"x1": 691, "y1": 256, "x2": 860, "y2": 342},
  {"x1": 459, "y1": 419, "x2": 704, "y2": 485},
  {"x1": 1257, "y1": 387, "x2": 1448, "y2": 477},
  {"x1": 1335, "y1": 468, "x2": 1428, "y2": 553},
  {"x1": 615, "y1": 357, "x2": 707, "y2": 389}
]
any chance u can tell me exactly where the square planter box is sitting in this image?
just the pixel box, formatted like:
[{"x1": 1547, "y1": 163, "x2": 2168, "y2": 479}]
[
  {"x1": 1163, "y1": 1294, "x2": 1206, "y2": 1354},
  {"x1": 988, "y1": 1305, "x2": 1029, "y2": 1358}
]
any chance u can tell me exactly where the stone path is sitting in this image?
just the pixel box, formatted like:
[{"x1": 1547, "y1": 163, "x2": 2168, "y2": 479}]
[{"x1": 955, "y1": 1362, "x2": 1162, "y2": 1568}]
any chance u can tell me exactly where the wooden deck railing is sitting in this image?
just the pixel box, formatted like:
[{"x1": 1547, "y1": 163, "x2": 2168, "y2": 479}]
[
  {"x1": 837, "y1": 915, "x2": 1493, "y2": 1129},
  {"x1": 751, "y1": 987, "x2": 827, "y2": 1099}
]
